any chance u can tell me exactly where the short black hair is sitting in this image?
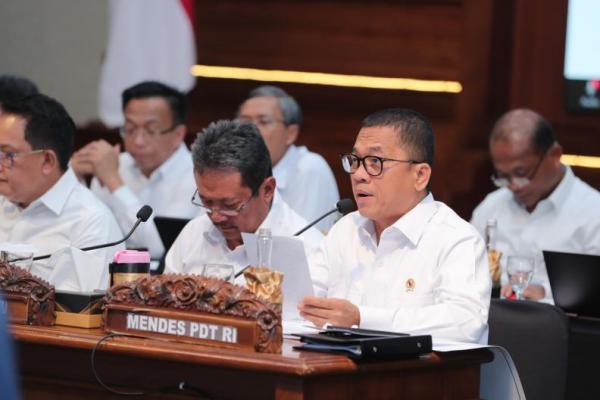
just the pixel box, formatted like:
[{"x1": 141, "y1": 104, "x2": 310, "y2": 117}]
[
  {"x1": 191, "y1": 120, "x2": 272, "y2": 195},
  {"x1": 362, "y1": 108, "x2": 435, "y2": 166},
  {"x1": 1, "y1": 94, "x2": 75, "y2": 171},
  {"x1": 122, "y1": 81, "x2": 186, "y2": 125},
  {"x1": 0, "y1": 75, "x2": 39, "y2": 105}
]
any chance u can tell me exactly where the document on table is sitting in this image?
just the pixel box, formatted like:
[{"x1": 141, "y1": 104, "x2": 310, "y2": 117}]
[{"x1": 242, "y1": 233, "x2": 314, "y2": 321}]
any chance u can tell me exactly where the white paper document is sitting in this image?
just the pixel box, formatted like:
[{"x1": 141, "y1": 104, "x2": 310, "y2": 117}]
[{"x1": 242, "y1": 233, "x2": 314, "y2": 321}]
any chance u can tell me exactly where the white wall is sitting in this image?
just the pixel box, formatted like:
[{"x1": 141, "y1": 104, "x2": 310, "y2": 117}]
[{"x1": 0, "y1": 0, "x2": 107, "y2": 125}]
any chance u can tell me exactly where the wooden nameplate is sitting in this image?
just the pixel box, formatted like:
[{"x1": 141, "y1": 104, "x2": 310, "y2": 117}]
[
  {"x1": 103, "y1": 274, "x2": 282, "y2": 353},
  {"x1": 0, "y1": 261, "x2": 55, "y2": 326}
]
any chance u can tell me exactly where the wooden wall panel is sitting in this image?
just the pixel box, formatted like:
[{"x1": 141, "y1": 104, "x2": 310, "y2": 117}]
[{"x1": 77, "y1": 0, "x2": 599, "y2": 219}]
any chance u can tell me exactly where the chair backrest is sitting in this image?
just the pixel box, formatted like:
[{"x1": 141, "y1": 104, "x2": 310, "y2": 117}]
[{"x1": 488, "y1": 299, "x2": 569, "y2": 400}]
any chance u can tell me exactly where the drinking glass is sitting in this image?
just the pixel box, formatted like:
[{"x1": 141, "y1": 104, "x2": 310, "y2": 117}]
[
  {"x1": 202, "y1": 263, "x2": 235, "y2": 283},
  {"x1": 0, "y1": 250, "x2": 34, "y2": 272},
  {"x1": 507, "y1": 256, "x2": 535, "y2": 300}
]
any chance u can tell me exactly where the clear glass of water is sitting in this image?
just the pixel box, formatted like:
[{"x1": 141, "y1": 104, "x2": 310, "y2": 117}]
[
  {"x1": 507, "y1": 256, "x2": 535, "y2": 300},
  {"x1": 202, "y1": 263, "x2": 235, "y2": 283}
]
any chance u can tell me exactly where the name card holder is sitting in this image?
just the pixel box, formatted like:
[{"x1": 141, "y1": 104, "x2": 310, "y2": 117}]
[
  {"x1": 0, "y1": 262, "x2": 56, "y2": 326},
  {"x1": 103, "y1": 274, "x2": 283, "y2": 353},
  {"x1": 104, "y1": 304, "x2": 259, "y2": 351}
]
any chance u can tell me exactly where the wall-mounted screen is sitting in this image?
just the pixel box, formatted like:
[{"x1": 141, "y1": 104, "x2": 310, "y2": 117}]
[{"x1": 564, "y1": 0, "x2": 600, "y2": 112}]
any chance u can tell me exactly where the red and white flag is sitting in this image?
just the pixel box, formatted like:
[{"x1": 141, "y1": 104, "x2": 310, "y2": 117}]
[{"x1": 99, "y1": 0, "x2": 197, "y2": 127}]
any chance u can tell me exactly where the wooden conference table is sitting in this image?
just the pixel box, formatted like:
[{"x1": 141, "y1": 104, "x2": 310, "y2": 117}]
[{"x1": 12, "y1": 324, "x2": 492, "y2": 400}]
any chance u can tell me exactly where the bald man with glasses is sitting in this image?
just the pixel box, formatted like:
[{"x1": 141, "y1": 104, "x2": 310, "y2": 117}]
[{"x1": 471, "y1": 108, "x2": 600, "y2": 301}]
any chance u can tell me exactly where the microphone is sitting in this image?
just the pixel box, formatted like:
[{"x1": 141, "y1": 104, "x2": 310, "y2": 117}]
[
  {"x1": 32, "y1": 205, "x2": 154, "y2": 261},
  {"x1": 293, "y1": 198, "x2": 356, "y2": 236}
]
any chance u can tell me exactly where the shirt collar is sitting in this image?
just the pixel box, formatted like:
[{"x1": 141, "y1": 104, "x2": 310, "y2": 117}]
[
  {"x1": 357, "y1": 193, "x2": 436, "y2": 246},
  {"x1": 30, "y1": 168, "x2": 79, "y2": 216},
  {"x1": 545, "y1": 165, "x2": 574, "y2": 209},
  {"x1": 126, "y1": 143, "x2": 190, "y2": 181},
  {"x1": 272, "y1": 145, "x2": 298, "y2": 190}
]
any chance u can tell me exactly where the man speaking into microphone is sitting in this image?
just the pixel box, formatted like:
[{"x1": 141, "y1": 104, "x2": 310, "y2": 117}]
[
  {"x1": 165, "y1": 119, "x2": 323, "y2": 277},
  {"x1": 299, "y1": 109, "x2": 491, "y2": 345},
  {"x1": 0, "y1": 94, "x2": 123, "y2": 291}
]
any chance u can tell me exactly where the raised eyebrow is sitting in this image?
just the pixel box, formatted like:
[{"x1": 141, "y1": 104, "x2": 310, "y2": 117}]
[{"x1": 352, "y1": 145, "x2": 384, "y2": 155}]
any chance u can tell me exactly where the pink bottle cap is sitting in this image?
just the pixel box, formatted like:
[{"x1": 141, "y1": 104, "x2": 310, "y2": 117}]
[{"x1": 113, "y1": 249, "x2": 150, "y2": 264}]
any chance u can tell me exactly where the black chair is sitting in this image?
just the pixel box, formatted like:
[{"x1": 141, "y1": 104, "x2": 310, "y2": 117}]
[{"x1": 488, "y1": 299, "x2": 569, "y2": 400}]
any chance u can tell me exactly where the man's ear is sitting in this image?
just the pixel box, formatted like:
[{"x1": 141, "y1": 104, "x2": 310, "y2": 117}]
[
  {"x1": 414, "y1": 163, "x2": 432, "y2": 192},
  {"x1": 174, "y1": 124, "x2": 187, "y2": 143},
  {"x1": 547, "y1": 142, "x2": 563, "y2": 167},
  {"x1": 284, "y1": 124, "x2": 300, "y2": 146},
  {"x1": 41, "y1": 150, "x2": 59, "y2": 175},
  {"x1": 261, "y1": 176, "x2": 276, "y2": 204}
]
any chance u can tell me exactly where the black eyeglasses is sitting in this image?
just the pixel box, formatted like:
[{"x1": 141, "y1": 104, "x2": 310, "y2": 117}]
[
  {"x1": 190, "y1": 189, "x2": 252, "y2": 217},
  {"x1": 491, "y1": 151, "x2": 546, "y2": 189},
  {"x1": 341, "y1": 153, "x2": 421, "y2": 177}
]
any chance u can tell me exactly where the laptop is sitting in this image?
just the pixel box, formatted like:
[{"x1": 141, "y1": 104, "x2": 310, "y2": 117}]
[
  {"x1": 154, "y1": 216, "x2": 190, "y2": 253},
  {"x1": 544, "y1": 250, "x2": 600, "y2": 318}
]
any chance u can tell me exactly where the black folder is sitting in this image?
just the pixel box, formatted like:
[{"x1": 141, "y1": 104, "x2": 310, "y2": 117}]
[{"x1": 293, "y1": 326, "x2": 432, "y2": 360}]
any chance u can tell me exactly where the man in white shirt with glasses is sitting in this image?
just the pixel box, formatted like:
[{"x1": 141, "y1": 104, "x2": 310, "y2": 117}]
[
  {"x1": 299, "y1": 108, "x2": 491, "y2": 344},
  {"x1": 0, "y1": 94, "x2": 122, "y2": 290},
  {"x1": 471, "y1": 108, "x2": 600, "y2": 302},
  {"x1": 164, "y1": 119, "x2": 323, "y2": 277},
  {"x1": 72, "y1": 81, "x2": 198, "y2": 260},
  {"x1": 237, "y1": 86, "x2": 339, "y2": 233}
]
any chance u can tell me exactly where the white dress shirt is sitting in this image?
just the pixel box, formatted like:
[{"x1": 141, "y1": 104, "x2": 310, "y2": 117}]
[
  {"x1": 274, "y1": 145, "x2": 340, "y2": 233},
  {"x1": 90, "y1": 143, "x2": 200, "y2": 259},
  {"x1": 309, "y1": 194, "x2": 491, "y2": 344},
  {"x1": 471, "y1": 166, "x2": 600, "y2": 303},
  {"x1": 164, "y1": 191, "x2": 324, "y2": 277},
  {"x1": 0, "y1": 169, "x2": 124, "y2": 290}
]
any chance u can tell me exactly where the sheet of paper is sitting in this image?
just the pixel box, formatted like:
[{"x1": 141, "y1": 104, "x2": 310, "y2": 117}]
[{"x1": 242, "y1": 233, "x2": 314, "y2": 321}]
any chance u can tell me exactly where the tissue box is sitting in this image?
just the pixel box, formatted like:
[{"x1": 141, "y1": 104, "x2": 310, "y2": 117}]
[{"x1": 55, "y1": 290, "x2": 105, "y2": 328}]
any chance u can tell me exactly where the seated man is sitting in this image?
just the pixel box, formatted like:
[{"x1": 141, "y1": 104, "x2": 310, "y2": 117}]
[
  {"x1": 237, "y1": 85, "x2": 339, "y2": 232},
  {"x1": 471, "y1": 108, "x2": 600, "y2": 302},
  {"x1": 0, "y1": 94, "x2": 123, "y2": 290},
  {"x1": 165, "y1": 119, "x2": 323, "y2": 276},
  {"x1": 299, "y1": 108, "x2": 491, "y2": 344},
  {"x1": 72, "y1": 81, "x2": 198, "y2": 260}
]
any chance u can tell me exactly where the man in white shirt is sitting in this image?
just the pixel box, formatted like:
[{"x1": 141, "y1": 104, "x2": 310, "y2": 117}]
[
  {"x1": 72, "y1": 81, "x2": 198, "y2": 260},
  {"x1": 299, "y1": 108, "x2": 491, "y2": 344},
  {"x1": 237, "y1": 86, "x2": 339, "y2": 233},
  {"x1": 165, "y1": 119, "x2": 323, "y2": 277},
  {"x1": 0, "y1": 94, "x2": 123, "y2": 290},
  {"x1": 471, "y1": 108, "x2": 600, "y2": 302}
]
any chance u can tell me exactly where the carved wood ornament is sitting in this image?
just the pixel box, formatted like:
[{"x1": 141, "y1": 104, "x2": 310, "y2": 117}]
[
  {"x1": 0, "y1": 261, "x2": 56, "y2": 325},
  {"x1": 104, "y1": 274, "x2": 282, "y2": 353}
]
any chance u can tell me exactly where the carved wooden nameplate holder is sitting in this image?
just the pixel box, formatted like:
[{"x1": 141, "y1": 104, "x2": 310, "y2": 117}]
[
  {"x1": 0, "y1": 261, "x2": 56, "y2": 326},
  {"x1": 103, "y1": 274, "x2": 282, "y2": 353}
]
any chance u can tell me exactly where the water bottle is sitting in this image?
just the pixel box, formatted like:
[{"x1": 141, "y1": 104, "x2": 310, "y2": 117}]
[{"x1": 257, "y1": 228, "x2": 273, "y2": 269}]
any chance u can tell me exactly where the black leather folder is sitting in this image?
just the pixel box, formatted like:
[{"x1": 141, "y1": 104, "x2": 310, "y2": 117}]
[{"x1": 293, "y1": 326, "x2": 432, "y2": 360}]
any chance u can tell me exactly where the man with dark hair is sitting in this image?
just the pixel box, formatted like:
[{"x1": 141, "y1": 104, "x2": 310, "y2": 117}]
[
  {"x1": 471, "y1": 108, "x2": 600, "y2": 302},
  {"x1": 237, "y1": 85, "x2": 339, "y2": 232},
  {"x1": 72, "y1": 81, "x2": 198, "y2": 260},
  {"x1": 299, "y1": 108, "x2": 490, "y2": 344},
  {"x1": 0, "y1": 94, "x2": 122, "y2": 290},
  {"x1": 165, "y1": 119, "x2": 322, "y2": 276}
]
